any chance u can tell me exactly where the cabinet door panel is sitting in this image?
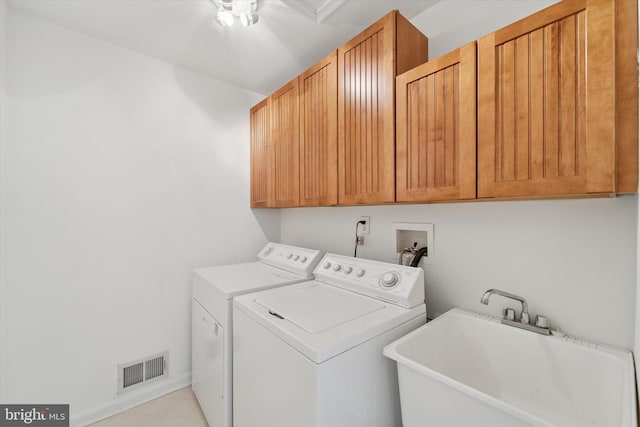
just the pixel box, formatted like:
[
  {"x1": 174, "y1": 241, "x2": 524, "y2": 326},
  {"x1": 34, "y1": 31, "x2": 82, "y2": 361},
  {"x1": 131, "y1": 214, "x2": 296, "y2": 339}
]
[
  {"x1": 250, "y1": 99, "x2": 270, "y2": 207},
  {"x1": 478, "y1": 0, "x2": 615, "y2": 198},
  {"x1": 338, "y1": 12, "x2": 395, "y2": 205},
  {"x1": 616, "y1": 0, "x2": 639, "y2": 193},
  {"x1": 270, "y1": 79, "x2": 300, "y2": 207},
  {"x1": 396, "y1": 42, "x2": 476, "y2": 202},
  {"x1": 299, "y1": 52, "x2": 338, "y2": 206}
]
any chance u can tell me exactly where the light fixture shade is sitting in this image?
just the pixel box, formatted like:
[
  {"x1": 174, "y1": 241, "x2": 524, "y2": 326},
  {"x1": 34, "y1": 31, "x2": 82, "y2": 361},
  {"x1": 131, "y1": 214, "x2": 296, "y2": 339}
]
[
  {"x1": 212, "y1": 0, "x2": 259, "y2": 27},
  {"x1": 216, "y1": 9, "x2": 234, "y2": 26},
  {"x1": 240, "y1": 11, "x2": 259, "y2": 27}
]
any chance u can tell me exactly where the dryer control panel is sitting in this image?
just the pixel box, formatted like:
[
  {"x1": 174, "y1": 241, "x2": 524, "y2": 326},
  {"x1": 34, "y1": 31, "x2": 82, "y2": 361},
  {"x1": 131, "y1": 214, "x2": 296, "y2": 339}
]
[
  {"x1": 313, "y1": 254, "x2": 425, "y2": 308},
  {"x1": 258, "y1": 243, "x2": 323, "y2": 277}
]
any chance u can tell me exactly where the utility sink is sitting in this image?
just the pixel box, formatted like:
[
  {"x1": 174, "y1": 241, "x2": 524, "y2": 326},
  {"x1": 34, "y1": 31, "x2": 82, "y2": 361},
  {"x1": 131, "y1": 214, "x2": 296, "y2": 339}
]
[{"x1": 383, "y1": 308, "x2": 636, "y2": 427}]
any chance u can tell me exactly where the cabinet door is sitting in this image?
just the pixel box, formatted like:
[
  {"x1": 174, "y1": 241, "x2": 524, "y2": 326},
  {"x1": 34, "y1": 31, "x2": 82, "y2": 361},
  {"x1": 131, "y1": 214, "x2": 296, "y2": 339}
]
[
  {"x1": 270, "y1": 79, "x2": 300, "y2": 207},
  {"x1": 478, "y1": 0, "x2": 615, "y2": 198},
  {"x1": 396, "y1": 42, "x2": 476, "y2": 202},
  {"x1": 337, "y1": 12, "x2": 396, "y2": 205},
  {"x1": 250, "y1": 99, "x2": 270, "y2": 207},
  {"x1": 299, "y1": 51, "x2": 338, "y2": 206}
]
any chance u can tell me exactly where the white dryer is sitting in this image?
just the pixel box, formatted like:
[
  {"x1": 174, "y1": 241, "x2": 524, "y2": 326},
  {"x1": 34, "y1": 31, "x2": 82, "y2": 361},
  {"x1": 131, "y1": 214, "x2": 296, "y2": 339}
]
[
  {"x1": 191, "y1": 243, "x2": 323, "y2": 427},
  {"x1": 232, "y1": 253, "x2": 426, "y2": 427}
]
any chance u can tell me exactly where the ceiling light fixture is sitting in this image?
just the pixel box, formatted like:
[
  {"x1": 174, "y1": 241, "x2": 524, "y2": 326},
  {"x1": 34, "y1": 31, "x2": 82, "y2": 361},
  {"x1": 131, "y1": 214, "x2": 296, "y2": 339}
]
[{"x1": 211, "y1": 0, "x2": 260, "y2": 27}]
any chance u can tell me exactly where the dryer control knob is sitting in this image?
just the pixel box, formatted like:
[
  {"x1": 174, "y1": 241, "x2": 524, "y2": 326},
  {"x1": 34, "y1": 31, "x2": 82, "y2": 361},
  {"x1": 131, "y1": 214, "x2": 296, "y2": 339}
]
[
  {"x1": 287, "y1": 253, "x2": 293, "y2": 259},
  {"x1": 264, "y1": 246, "x2": 273, "y2": 255},
  {"x1": 323, "y1": 262, "x2": 331, "y2": 269},
  {"x1": 333, "y1": 264, "x2": 342, "y2": 272},
  {"x1": 344, "y1": 266, "x2": 353, "y2": 274},
  {"x1": 381, "y1": 272, "x2": 399, "y2": 287},
  {"x1": 356, "y1": 269, "x2": 365, "y2": 277},
  {"x1": 300, "y1": 256, "x2": 307, "y2": 263},
  {"x1": 293, "y1": 255, "x2": 300, "y2": 261}
]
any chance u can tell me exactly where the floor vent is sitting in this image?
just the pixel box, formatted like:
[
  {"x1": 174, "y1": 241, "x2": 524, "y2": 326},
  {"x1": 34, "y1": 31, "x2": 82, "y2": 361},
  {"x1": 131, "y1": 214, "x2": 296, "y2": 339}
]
[{"x1": 117, "y1": 351, "x2": 169, "y2": 394}]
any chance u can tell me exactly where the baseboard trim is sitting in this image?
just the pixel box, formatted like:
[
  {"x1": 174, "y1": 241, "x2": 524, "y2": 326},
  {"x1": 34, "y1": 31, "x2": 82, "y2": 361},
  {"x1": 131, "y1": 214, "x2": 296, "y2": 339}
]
[{"x1": 71, "y1": 372, "x2": 191, "y2": 427}]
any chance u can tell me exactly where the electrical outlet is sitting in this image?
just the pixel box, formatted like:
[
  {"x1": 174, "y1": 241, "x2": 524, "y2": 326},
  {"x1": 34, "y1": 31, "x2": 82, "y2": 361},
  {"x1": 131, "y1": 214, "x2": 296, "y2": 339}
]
[
  {"x1": 359, "y1": 216, "x2": 370, "y2": 235},
  {"x1": 356, "y1": 236, "x2": 364, "y2": 245}
]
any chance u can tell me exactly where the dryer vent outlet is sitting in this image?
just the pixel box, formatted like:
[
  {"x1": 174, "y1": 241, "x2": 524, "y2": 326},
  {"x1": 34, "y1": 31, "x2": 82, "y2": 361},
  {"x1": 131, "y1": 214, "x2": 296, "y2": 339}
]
[{"x1": 117, "y1": 351, "x2": 169, "y2": 394}]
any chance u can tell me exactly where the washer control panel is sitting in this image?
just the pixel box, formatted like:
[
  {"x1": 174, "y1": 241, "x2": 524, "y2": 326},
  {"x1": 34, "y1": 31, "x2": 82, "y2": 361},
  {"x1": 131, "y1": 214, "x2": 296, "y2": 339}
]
[
  {"x1": 313, "y1": 254, "x2": 425, "y2": 308},
  {"x1": 258, "y1": 243, "x2": 323, "y2": 276}
]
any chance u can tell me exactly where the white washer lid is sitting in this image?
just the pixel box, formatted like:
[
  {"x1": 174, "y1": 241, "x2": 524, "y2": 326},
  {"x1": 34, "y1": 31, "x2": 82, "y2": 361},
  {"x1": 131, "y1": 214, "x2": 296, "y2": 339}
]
[
  {"x1": 234, "y1": 281, "x2": 426, "y2": 363},
  {"x1": 193, "y1": 262, "x2": 309, "y2": 299},
  {"x1": 255, "y1": 285, "x2": 384, "y2": 333}
]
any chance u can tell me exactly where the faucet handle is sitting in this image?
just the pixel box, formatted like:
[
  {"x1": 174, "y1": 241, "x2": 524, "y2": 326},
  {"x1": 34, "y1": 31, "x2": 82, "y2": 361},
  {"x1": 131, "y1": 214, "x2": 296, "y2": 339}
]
[
  {"x1": 503, "y1": 308, "x2": 516, "y2": 321},
  {"x1": 535, "y1": 315, "x2": 549, "y2": 328},
  {"x1": 521, "y1": 312, "x2": 530, "y2": 325}
]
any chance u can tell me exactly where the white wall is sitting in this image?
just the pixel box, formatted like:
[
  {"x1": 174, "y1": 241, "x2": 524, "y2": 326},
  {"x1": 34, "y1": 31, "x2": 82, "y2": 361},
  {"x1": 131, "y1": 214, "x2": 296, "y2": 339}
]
[
  {"x1": 0, "y1": 0, "x2": 7, "y2": 402},
  {"x1": 281, "y1": 0, "x2": 638, "y2": 350},
  {"x1": 281, "y1": 197, "x2": 637, "y2": 348},
  {"x1": 1, "y1": 8, "x2": 279, "y2": 425},
  {"x1": 412, "y1": 0, "x2": 557, "y2": 59}
]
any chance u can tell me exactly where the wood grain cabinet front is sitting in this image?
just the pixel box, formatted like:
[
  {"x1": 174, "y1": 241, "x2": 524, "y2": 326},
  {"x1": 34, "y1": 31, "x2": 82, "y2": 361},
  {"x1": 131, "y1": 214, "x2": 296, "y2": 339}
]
[
  {"x1": 477, "y1": 0, "x2": 638, "y2": 199},
  {"x1": 250, "y1": 98, "x2": 270, "y2": 208},
  {"x1": 269, "y1": 78, "x2": 300, "y2": 207},
  {"x1": 396, "y1": 42, "x2": 477, "y2": 203},
  {"x1": 299, "y1": 51, "x2": 338, "y2": 207},
  {"x1": 337, "y1": 10, "x2": 428, "y2": 205}
]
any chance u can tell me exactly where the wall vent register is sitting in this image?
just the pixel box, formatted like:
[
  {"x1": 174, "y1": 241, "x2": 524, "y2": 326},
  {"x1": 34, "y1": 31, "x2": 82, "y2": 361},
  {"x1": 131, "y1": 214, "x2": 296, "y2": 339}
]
[{"x1": 117, "y1": 351, "x2": 169, "y2": 394}]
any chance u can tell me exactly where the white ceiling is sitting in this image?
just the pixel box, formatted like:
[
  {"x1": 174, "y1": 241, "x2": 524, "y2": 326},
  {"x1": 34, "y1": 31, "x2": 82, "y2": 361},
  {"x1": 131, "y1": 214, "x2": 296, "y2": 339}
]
[{"x1": 8, "y1": 0, "x2": 441, "y2": 95}]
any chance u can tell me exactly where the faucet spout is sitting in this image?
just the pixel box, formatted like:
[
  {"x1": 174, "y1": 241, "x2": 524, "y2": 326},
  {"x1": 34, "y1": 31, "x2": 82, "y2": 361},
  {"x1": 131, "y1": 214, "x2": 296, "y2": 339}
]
[
  {"x1": 480, "y1": 289, "x2": 529, "y2": 323},
  {"x1": 480, "y1": 288, "x2": 550, "y2": 335}
]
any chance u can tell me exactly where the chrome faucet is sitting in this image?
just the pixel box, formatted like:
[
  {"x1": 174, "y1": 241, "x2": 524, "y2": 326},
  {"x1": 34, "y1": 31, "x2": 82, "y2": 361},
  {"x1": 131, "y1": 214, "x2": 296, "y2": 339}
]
[{"x1": 480, "y1": 289, "x2": 550, "y2": 335}]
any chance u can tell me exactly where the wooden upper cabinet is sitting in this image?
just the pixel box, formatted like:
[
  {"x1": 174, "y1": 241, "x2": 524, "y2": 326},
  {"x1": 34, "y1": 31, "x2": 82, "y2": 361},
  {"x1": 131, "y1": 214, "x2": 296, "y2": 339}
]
[
  {"x1": 396, "y1": 42, "x2": 477, "y2": 202},
  {"x1": 250, "y1": 98, "x2": 270, "y2": 208},
  {"x1": 478, "y1": 0, "x2": 638, "y2": 198},
  {"x1": 338, "y1": 11, "x2": 428, "y2": 205},
  {"x1": 270, "y1": 78, "x2": 300, "y2": 207},
  {"x1": 299, "y1": 51, "x2": 338, "y2": 206}
]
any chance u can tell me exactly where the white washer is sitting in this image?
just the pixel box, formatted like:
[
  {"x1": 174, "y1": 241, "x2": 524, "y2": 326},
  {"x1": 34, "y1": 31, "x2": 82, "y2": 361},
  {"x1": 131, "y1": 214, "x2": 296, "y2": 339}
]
[
  {"x1": 192, "y1": 242, "x2": 323, "y2": 427},
  {"x1": 232, "y1": 253, "x2": 426, "y2": 427}
]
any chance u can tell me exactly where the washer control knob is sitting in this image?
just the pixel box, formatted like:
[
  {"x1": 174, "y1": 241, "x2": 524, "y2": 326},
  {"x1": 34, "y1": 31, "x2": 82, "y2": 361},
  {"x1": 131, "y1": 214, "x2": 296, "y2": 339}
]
[
  {"x1": 293, "y1": 255, "x2": 300, "y2": 261},
  {"x1": 287, "y1": 253, "x2": 293, "y2": 259},
  {"x1": 381, "y1": 272, "x2": 399, "y2": 287},
  {"x1": 356, "y1": 269, "x2": 365, "y2": 277},
  {"x1": 323, "y1": 261, "x2": 331, "y2": 269},
  {"x1": 264, "y1": 246, "x2": 273, "y2": 255},
  {"x1": 344, "y1": 266, "x2": 353, "y2": 274},
  {"x1": 333, "y1": 264, "x2": 342, "y2": 272},
  {"x1": 300, "y1": 256, "x2": 307, "y2": 263}
]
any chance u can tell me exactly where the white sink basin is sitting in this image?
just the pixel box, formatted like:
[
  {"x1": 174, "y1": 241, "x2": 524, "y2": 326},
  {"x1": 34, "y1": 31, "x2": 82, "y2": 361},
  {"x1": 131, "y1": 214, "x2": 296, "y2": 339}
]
[{"x1": 383, "y1": 308, "x2": 636, "y2": 427}]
